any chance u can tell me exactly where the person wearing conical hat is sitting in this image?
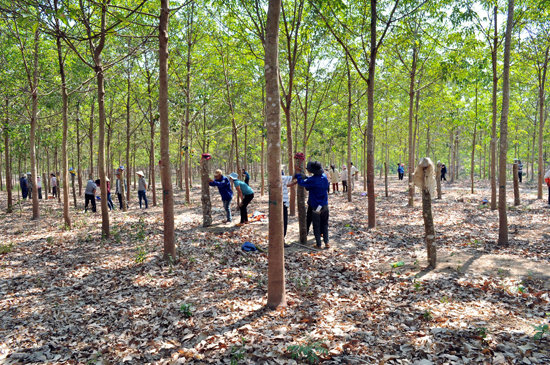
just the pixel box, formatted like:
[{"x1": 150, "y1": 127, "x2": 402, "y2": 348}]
[{"x1": 137, "y1": 171, "x2": 148, "y2": 209}]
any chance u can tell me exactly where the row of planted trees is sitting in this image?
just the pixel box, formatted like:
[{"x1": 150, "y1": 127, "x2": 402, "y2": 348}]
[{"x1": 0, "y1": 0, "x2": 548, "y2": 308}]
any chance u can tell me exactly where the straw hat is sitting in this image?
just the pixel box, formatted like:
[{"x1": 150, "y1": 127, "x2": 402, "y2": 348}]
[{"x1": 136, "y1": 171, "x2": 145, "y2": 177}]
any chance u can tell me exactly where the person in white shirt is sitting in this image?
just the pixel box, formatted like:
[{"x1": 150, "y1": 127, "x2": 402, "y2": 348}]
[
  {"x1": 37, "y1": 176, "x2": 43, "y2": 199},
  {"x1": 50, "y1": 173, "x2": 58, "y2": 198},
  {"x1": 329, "y1": 165, "x2": 339, "y2": 193},
  {"x1": 340, "y1": 165, "x2": 348, "y2": 192}
]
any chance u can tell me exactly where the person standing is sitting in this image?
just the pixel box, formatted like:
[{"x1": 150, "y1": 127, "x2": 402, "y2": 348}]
[
  {"x1": 228, "y1": 172, "x2": 254, "y2": 225},
  {"x1": 340, "y1": 165, "x2": 348, "y2": 192},
  {"x1": 295, "y1": 161, "x2": 330, "y2": 249},
  {"x1": 50, "y1": 173, "x2": 58, "y2": 198},
  {"x1": 329, "y1": 165, "x2": 339, "y2": 193},
  {"x1": 441, "y1": 164, "x2": 447, "y2": 181},
  {"x1": 101, "y1": 177, "x2": 114, "y2": 211},
  {"x1": 544, "y1": 168, "x2": 550, "y2": 205},
  {"x1": 20, "y1": 174, "x2": 29, "y2": 200},
  {"x1": 517, "y1": 159, "x2": 523, "y2": 183},
  {"x1": 84, "y1": 174, "x2": 97, "y2": 212},
  {"x1": 209, "y1": 169, "x2": 233, "y2": 223},
  {"x1": 137, "y1": 171, "x2": 148, "y2": 209},
  {"x1": 115, "y1": 169, "x2": 126, "y2": 209},
  {"x1": 397, "y1": 163, "x2": 405, "y2": 180},
  {"x1": 242, "y1": 168, "x2": 250, "y2": 186},
  {"x1": 36, "y1": 176, "x2": 43, "y2": 199}
]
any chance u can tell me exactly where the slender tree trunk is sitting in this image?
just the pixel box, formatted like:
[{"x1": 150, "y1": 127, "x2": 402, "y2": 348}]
[
  {"x1": 365, "y1": 0, "x2": 378, "y2": 228},
  {"x1": 407, "y1": 47, "x2": 418, "y2": 207},
  {"x1": 29, "y1": 27, "x2": 40, "y2": 220},
  {"x1": 96, "y1": 61, "x2": 109, "y2": 238},
  {"x1": 284, "y1": 107, "x2": 296, "y2": 215},
  {"x1": 159, "y1": 0, "x2": 176, "y2": 260},
  {"x1": 126, "y1": 61, "x2": 131, "y2": 204},
  {"x1": 420, "y1": 161, "x2": 436, "y2": 268},
  {"x1": 513, "y1": 163, "x2": 520, "y2": 206},
  {"x1": 200, "y1": 156, "x2": 212, "y2": 227},
  {"x1": 498, "y1": 0, "x2": 514, "y2": 245},
  {"x1": 346, "y1": 56, "x2": 352, "y2": 202},
  {"x1": 4, "y1": 98, "x2": 12, "y2": 213},
  {"x1": 436, "y1": 161, "x2": 442, "y2": 199},
  {"x1": 55, "y1": 25, "x2": 71, "y2": 228},
  {"x1": 384, "y1": 162, "x2": 388, "y2": 197},
  {"x1": 471, "y1": 82, "x2": 478, "y2": 195},
  {"x1": 89, "y1": 98, "x2": 94, "y2": 177},
  {"x1": 537, "y1": 55, "x2": 548, "y2": 198},
  {"x1": 184, "y1": 7, "x2": 193, "y2": 204},
  {"x1": 76, "y1": 102, "x2": 82, "y2": 196},
  {"x1": 265, "y1": 0, "x2": 285, "y2": 309},
  {"x1": 490, "y1": 5, "x2": 498, "y2": 210}
]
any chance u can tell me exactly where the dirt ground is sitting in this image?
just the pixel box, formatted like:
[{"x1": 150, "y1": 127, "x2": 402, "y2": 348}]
[{"x1": 0, "y1": 176, "x2": 549, "y2": 364}]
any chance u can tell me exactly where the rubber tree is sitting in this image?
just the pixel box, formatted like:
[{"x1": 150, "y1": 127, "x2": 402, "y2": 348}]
[{"x1": 265, "y1": 0, "x2": 286, "y2": 309}]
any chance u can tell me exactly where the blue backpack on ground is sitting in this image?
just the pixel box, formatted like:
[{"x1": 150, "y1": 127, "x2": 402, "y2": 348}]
[{"x1": 241, "y1": 241, "x2": 257, "y2": 252}]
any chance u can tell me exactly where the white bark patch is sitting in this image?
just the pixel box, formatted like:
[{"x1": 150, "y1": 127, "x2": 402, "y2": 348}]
[
  {"x1": 426, "y1": 235, "x2": 434, "y2": 240},
  {"x1": 267, "y1": 97, "x2": 272, "y2": 101}
]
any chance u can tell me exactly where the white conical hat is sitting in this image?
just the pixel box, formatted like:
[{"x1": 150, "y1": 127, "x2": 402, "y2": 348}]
[{"x1": 136, "y1": 171, "x2": 145, "y2": 177}]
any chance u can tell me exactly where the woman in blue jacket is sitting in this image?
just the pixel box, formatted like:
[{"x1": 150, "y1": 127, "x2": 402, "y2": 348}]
[
  {"x1": 295, "y1": 161, "x2": 330, "y2": 249},
  {"x1": 209, "y1": 169, "x2": 234, "y2": 223}
]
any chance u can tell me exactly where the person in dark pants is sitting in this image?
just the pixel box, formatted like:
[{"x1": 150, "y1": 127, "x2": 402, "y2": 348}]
[
  {"x1": 296, "y1": 161, "x2": 330, "y2": 249},
  {"x1": 106, "y1": 177, "x2": 114, "y2": 210},
  {"x1": 50, "y1": 173, "x2": 58, "y2": 198},
  {"x1": 115, "y1": 169, "x2": 126, "y2": 209},
  {"x1": 209, "y1": 169, "x2": 233, "y2": 223},
  {"x1": 84, "y1": 174, "x2": 97, "y2": 212},
  {"x1": 545, "y1": 169, "x2": 550, "y2": 205},
  {"x1": 516, "y1": 159, "x2": 523, "y2": 183},
  {"x1": 441, "y1": 164, "x2": 447, "y2": 181},
  {"x1": 242, "y1": 168, "x2": 250, "y2": 186},
  {"x1": 397, "y1": 163, "x2": 404, "y2": 180},
  {"x1": 37, "y1": 176, "x2": 42, "y2": 199},
  {"x1": 229, "y1": 172, "x2": 254, "y2": 224},
  {"x1": 20, "y1": 175, "x2": 29, "y2": 199},
  {"x1": 137, "y1": 171, "x2": 148, "y2": 209},
  {"x1": 340, "y1": 165, "x2": 348, "y2": 192}
]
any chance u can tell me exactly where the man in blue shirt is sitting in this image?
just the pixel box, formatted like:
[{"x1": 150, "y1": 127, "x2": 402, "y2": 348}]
[
  {"x1": 295, "y1": 161, "x2": 330, "y2": 249},
  {"x1": 209, "y1": 169, "x2": 234, "y2": 223},
  {"x1": 242, "y1": 168, "x2": 250, "y2": 186}
]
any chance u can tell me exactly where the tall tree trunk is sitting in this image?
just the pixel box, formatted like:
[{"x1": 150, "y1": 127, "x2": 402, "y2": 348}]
[
  {"x1": 513, "y1": 163, "x2": 520, "y2": 206},
  {"x1": 126, "y1": 60, "x2": 131, "y2": 204},
  {"x1": 76, "y1": 102, "x2": 82, "y2": 196},
  {"x1": 184, "y1": 5, "x2": 194, "y2": 204},
  {"x1": 284, "y1": 108, "x2": 295, "y2": 215},
  {"x1": 29, "y1": 27, "x2": 40, "y2": 220},
  {"x1": 146, "y1": 69, "x2": 157, "y2": 206},
  {"x1": 55, "y1": 16, "x2": 71, "y2": 228},
  {"x1": 265, "y1": 0, "x2": 286, "y2": 309},
  {"x1": 159, "y1": 0, "x2": 176, "y2": 260},
  {"x1": 89, "y1": 98, "x2": 95, "y2": 177},
  {"x1": 4, "y1": 98, "x2": 12, "y2": 213},
  {"x1": 537, "y1": 49, "x2": 549, "y2": 198},
  {"x1": 96, "y1": 60, "x2": 109, "y2": 238},
  {"x1": 407, "y1": 46, "x2": 418, "y2": 207},
  {"x1": 346, "y1": 56, "x2": 353, "y2": 202},
  {"x1": 490, "y1": 5, "x2": 498, "y2": 210},
  {"x1": 498, "y1": 0, "x2": 514, "y2": 245},
  {"x1": 471, "y1": 82, "x2": 478, "y2": 195}
]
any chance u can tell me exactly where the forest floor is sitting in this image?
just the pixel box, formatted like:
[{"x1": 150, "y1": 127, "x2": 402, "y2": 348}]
[{"x1": 0, "y1": 177, "x2": 549, "y2": 364}]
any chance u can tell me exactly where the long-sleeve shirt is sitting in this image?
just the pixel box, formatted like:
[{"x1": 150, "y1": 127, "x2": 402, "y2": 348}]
[
  {"x1": 296, "y1": 173, "x2": 329, "y2": 208},
  {"x1": 209, "y1": 176, "x2": 233, "y2": 201},
  {"x1": 340, "y1": 169, "x2": 348, "y2": 181}
]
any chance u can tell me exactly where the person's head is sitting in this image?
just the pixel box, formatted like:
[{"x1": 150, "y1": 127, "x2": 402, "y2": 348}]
[
  {"x1": 242, "y1": 168, "x2": 246, "y2": 173},
  {"x1": 88, "y1": 173, "x2": 93, "y2": 180},
  {"x1": 37, "y1": 176, "x2": 40, "y2": 181},
  {"x1": 351, "y1": 162, "x2": 354, "y2": 166},
  {"x1": 306, "y1": 161, "x2": 324, "y2": 176},
  {"x1": 137, "y1": 171, "x2": 145, "y2": 178},
  {"x1": 95, "y1": 179, "x2": 100, "y2": 185},
  {"x1": 342, "y1": 164, "x2": 347, "y2": 170},
  {"x1": 228, "y1": 172, "x2": 239, "y2": 181},
  {"x1": 331, "y1": 164, "x2": 335, "y2": 171},
  {"x1": 50, "y1": 173, "x2": 55, "y2": 177},
  {"x1": 214, "y1": 169, "x2": 223, "y2": 180}
]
